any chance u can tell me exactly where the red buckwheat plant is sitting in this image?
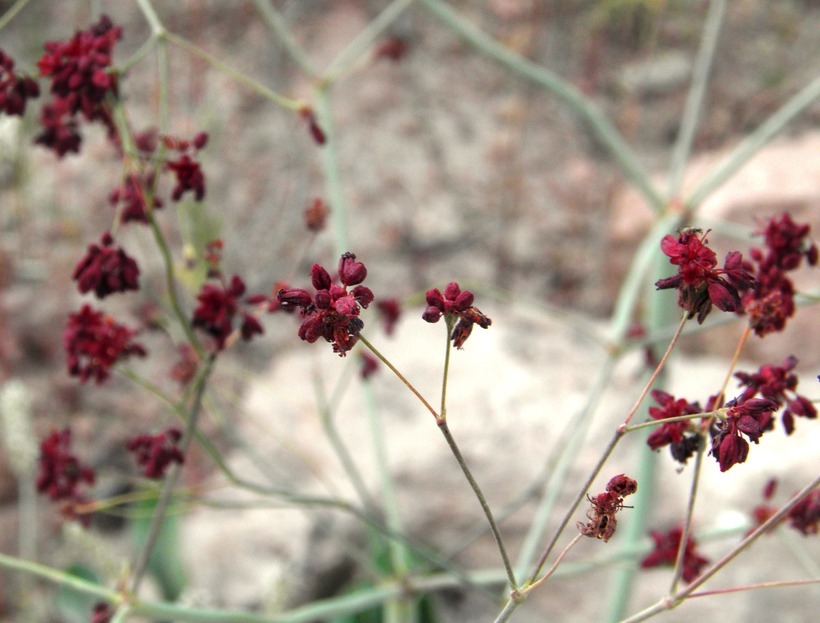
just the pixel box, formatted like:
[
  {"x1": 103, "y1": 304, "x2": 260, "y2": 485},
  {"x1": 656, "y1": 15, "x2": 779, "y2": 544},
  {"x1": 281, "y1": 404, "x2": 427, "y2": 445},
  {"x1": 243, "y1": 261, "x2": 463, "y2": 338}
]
[{"x1": 276, "y1": 252, "x2": 374, "y2": 355}]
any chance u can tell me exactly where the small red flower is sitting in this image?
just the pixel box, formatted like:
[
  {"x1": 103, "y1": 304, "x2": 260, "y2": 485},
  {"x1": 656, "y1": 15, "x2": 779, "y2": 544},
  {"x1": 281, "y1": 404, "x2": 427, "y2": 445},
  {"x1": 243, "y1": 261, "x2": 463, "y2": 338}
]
[
  {"x1": 641, "y1": 525, "x2": 709, "y2": 583},
  {"x1": 655, "y1": 229, "x2": 754, "y2": 324},
  {"x1": 36, "y1": 428, "x2": 95, "y2": 502},
  {"x1": 192, "y1": 274, "x2": 263, "y2": 351},
  {"x1": 109, "y1": 173, "x2": 162, "y2": 224},
  {"x1": 373, "y1": 36, "x2": 408, "y2": 62},
  {"x1": 276, "y1": 252, "x2": 374, "y2": 356},
  {"x1": 735, "y1": 356, "x2": 816, "y2": 435},
  {"x1": 64, "y1": 305, "x2": 146, "y2": 383},
  {"x1": 422, "y1": 282, "x2": 491, "y2": 348},
  {"x1": 709, "y1": 397, "x2": 778, "y2": 472},
  {"x1": 35, "y1": 98, "x2": 81, "y2": 157},
  {"x1": 72, "y1": 231, "x2": 140, "y2": 298},
  {"x1": 127, "y1": 428, "x2": 184, "y2": 479},
  {"x1": 740, "y1": 214, "x2": 816, "y2": 337},
  {"x1": 360, "y1": 352, "x2": 379, "y2": 379},
  {"x1": 161, "y1": 132, "x2": 208, "y2": 201},
  {"x1": 578, "y1": 474, "x2": 637, "y2": 543},
  {"x1": 645, "y1": 390, "x2": 702, "y2": 465},
  {"x1": 0, "y1": 47, "x2": 40, "y2": 116}
]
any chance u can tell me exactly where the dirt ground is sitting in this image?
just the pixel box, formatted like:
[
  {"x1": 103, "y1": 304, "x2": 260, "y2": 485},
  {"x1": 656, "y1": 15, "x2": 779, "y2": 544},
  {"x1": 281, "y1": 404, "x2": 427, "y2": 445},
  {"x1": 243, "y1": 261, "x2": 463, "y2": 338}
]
[{"x1": 1, "y1": 1, "x2": 819, "y2": 622}]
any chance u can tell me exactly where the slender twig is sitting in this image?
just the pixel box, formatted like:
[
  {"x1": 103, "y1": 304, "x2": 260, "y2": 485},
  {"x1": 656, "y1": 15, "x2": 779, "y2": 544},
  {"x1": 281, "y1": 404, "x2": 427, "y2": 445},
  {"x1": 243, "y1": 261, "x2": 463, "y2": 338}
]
[
  {"x1": 0, "y1": 0, "x2": 32, "y2": 30},
  {"x1": 686, "y1": 73, "x2": 820, "y2": 208},
  {"x1": 418, "y1": 0, "x2": 665, "y2": 212},
  {"x1": 250, "y1": 0, "x2": 318, "y2": 77},
  {"x1": 667, "y1": 0, "x2": 727, "y2": 197},
  {"x1": 669, "y1": 440, "x2": 706, "y2": 593},
  {"x1": 130, "y1": 354, "x2": 216, "y2": 594}
]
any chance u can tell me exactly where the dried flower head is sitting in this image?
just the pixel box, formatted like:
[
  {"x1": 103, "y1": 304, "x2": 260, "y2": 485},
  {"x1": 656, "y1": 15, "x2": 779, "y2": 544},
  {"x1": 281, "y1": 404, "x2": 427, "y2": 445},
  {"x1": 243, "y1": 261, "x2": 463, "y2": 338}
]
[
  {"x1": 709, "y1": 397, "x2": 778, "y2": 472},
  {"x1": 192, "y1": 274, "x2": 264, "y2": 351},
  {"x1": 578, "y1": 474, "x2": 637, "y2": 543}
]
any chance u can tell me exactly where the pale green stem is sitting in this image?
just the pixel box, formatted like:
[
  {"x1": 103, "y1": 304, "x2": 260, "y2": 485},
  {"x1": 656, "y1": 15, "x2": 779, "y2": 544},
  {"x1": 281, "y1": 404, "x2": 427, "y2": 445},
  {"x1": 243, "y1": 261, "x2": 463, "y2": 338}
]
[
  {"x1": 314, "y1": 87, "x2": 350, "y2": 255},
  {"x1": 363, "y1": 379, "x2": 411, "y2": 575},
  {"x1": 686, "y1": 73, "x2": 820, "y2": 209},
  {"x1": 418, "y1": 0, "x2": 664, "y2": 212},
  {"x1": 440, "y1": 316, "x2": 454, "y2": 418},
  {"x1": 0, "y1": 552, "x2": 117, "y2": 602},
  {"x1": 669, "y1": 439, "x2": 706, "y2": 594},
  {"x1": 323, "y1": 0, "x2": 417, "y2": 83},
  {"x1": 313, "y1": 374, "x2": 377, "y2": 511},
  {"x1": 164, "y1": 31, "x2": 302, "y2": 109},
  {"x1": 134, "y1": 0, "x2": 164, "y2": 35},
  {"x1": 130, "y1": 355, "x2": 216, "y2": 594},
  {"x1": 667, "y1": 0, "x2": 726, "y2": 198},
  {"x1": 0, "y1": 0, "x2": 32, "y2": 30},
  {"x1": 250, "y1": 0, "x2": 318, "y2": 77},
  {"x1": 515, "y1": 356, "x2": 617, "y2": 577}
]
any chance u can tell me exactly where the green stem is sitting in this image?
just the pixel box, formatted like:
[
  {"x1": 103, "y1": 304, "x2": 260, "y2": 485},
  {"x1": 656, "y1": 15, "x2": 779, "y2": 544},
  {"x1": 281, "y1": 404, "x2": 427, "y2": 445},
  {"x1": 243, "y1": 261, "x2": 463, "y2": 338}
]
[
  {"x1": 314, "y1": 87, "x2": 350, "y2": 255},
  {"x1": 669, "y1": 439, "x2": 706, "y2": 594},
  {"x1": 250, "y1": 0, "x2": 318, "y2": 77},
  {"x1": 437, "y1": 420, "x2": 517, "y2": 590},
  {"x1": 0, "y1": 0, "x2": 32, "y2": 30},
  {"x1": 685, "y1": 73, "x2": 820, "y2": 209},
  {"x1": 323, "y1": 0, "x2": 417, "y2": 83},
  {"x1": 667, "y1": 0, "x2": 726, "y2": 198},
  {"x1": 164, "y1": 31, "x2": 302, "y2": 109},
  {"x1": 0, "y1": 552, "x2": 117, "y2": 602},
  {"x1": 418, "y1": 0, "x2": 664, "y2": 212},
  {"x1": 130, "y1": 354, "x2": 216, "y2": 594}
]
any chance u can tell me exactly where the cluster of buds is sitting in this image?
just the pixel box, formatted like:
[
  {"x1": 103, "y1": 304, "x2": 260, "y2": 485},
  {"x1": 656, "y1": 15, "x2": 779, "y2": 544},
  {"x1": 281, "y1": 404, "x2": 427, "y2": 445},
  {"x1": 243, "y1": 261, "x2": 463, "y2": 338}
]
[
  {"x1": 641, "y1": 525, "x2": 710, "y2": 583},
  {"x1": 36, "y1": 429, "x2": 95, "y2": 524},
  {"x1": 422, "y1": 282, "x2": 491, "y2": 348}
]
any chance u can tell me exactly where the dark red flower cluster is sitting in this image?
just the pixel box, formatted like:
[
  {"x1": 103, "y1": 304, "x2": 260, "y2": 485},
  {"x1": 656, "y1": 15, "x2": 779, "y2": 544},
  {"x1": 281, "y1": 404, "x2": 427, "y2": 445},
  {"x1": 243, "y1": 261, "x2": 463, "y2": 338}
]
[
  {"x1": 91, "y1": 603, "x2": 112, "y2": 623},
  {"x1": 36, "y1": 428, "x2": 95, "y2": 524},
  {"x1": 0, "y1": 48, "x2": 40, "y2": 116},
  {"x1": 109, "y1": 172, "x2": 162, "y2": 224},
  {"x1": 276, "y1": 253, "x2": 374, "y2": 356},
  {"x1": 741, "y1": 214, "x2": 817, "y2": 337},
  {"x1": 64, "y1": 304, "x2": 146, "y2": 383},
  {"x1": 192, "y1": 274, "x2": 264, "y2": 351},
  {"x1": 655, "y1": 229, "x2": 755, "y2": 324},
  {"x1": 163, "y1": 132, "x2": 208, "y2": 201},
  {"x1": 360, "y1": 352, "x2": 379, "y2": 380},
  {"x1": 72, "y1": 231, "x2": 140, "y2": 298},
  {"x1": 374, "y1": 36, "x2": 409, "y2": 62},
  {"x1": 710, "y1": 397, "x2": 778, "y2": 472},
  {"x1": 747, "y1": 478, "x2": 778, "y2": 536},
  {"x1": 422, "y1": 282, "x2": 492, "y2": 348},
  {"x1": 788, "y1": 488, "x2": 819, "y2": 536},
  {"x1": 641, "y1": 525, "x2": 709, "y2": 583},
  {"x1": 35, "y1": 15, "x2": 122, "y2": 156},
  {"x1": 171, "y1": 343, "x2": 200, "y2": 385},
  {"x1": 735, "y1": 356, "x2": 816, "y2": 435},
  {"x1": 645, "y1": 390, "x2": 703, "y2": 465},
  {"x1": 578, "y1": 474, "x2": 638, "y2": 543},
  {"x1": 127, "y1": 428, "x2": 184, "y2": 479}
]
